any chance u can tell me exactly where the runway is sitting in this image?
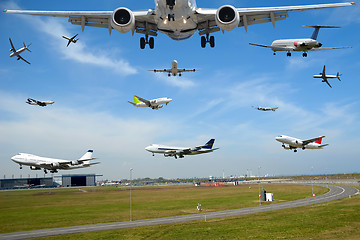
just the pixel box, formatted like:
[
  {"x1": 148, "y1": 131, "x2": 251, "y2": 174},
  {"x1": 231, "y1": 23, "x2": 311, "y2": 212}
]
[{"x1": 0, "y1": 184, "x2": 358, "y2": 240}]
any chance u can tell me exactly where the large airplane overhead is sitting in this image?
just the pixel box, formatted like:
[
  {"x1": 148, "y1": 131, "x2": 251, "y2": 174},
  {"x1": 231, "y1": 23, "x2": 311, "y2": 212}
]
[{"x1": 3, "y1": 1, "x2": 355, "y2": 49}]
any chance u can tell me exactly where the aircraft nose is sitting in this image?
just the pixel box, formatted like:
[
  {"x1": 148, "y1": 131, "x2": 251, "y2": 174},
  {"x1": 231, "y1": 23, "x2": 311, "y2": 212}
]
[
  {"x1": 275, "y1": 137, "x2": 281, "y2": 142},
  {"x1": 145, "y1": 146, "x2": 151, "y2": 152},
  {"x1": 168, "y1": 98, "x2": 173, "y2": 102}
]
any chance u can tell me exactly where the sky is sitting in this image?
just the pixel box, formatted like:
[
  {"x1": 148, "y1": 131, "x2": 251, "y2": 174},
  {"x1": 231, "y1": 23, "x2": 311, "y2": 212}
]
[{"x1": 0, "y1": 0, "x2": 359, "y2": 180}]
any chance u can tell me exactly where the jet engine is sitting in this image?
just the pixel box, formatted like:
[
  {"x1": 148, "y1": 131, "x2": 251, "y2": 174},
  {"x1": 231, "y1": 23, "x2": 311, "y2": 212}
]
[
  {"x1": 215, "y1": 5, "x2": 240, "y2": 31},
  {"x1": 30, "y1": 166, "x2": 41, "y2": 170},
  {"x1": 111, "y1": 7, "x2": 135, "y2": 33},
  {"x1": 164, "y1": 154, "x2": 171, "y2": 157},
  {"x1": 282, "y1": 144, "x2": 291, "y2": 150},
  {"x1": 51, "y1": 162, "x2": 60, "y2": 168},
  {"x1": 71, "y1": 160, "x2": 79, "y2": 165}
]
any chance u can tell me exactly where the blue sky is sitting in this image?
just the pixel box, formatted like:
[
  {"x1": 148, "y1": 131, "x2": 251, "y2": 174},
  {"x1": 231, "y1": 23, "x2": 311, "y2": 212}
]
[{"x1": 0, "y1": 0, "x2": 359, "y2": 180}]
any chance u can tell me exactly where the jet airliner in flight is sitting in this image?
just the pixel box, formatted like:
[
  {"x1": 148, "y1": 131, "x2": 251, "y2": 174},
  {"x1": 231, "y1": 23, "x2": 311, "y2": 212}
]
[
  {"x1": 275, "y1": 135, "x2": 328, "y2": 152},
  {"x1": 128, "y1": 96, "x2": 172, "y2": 110},
  {"x1": 9, "y1": 38, "x2": 31, "y2": 64},
  {"x1": 26, "y1": 98, "x2": 54, "y2": 107},
  {"x1": 149, "y1": 60, "x2": 200, "y2": 77},
  {"x1": 11, "y1": 150, "x2": 99, "y2": 174},
  {"x1": 313, "y1": 65, "x2": 341, "y2": 88},
  {"x1": 145, "y1": 139, "x2": 219, "y2": 159},
  {"x1": 4, "y1": 1, "x2": 355, "y2": 49}
]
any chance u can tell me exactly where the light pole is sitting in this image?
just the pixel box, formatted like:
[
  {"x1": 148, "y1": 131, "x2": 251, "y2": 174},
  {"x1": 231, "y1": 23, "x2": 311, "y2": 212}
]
[
  {"x1": 311, "y1": 166, "x2": 314, "y2": 197},
  {"x1": 258, "y1": 166, "x2": 261, "y2": 206},
  {"x1": 130, "y1": 168, "x2": 133, "y2": 221}
]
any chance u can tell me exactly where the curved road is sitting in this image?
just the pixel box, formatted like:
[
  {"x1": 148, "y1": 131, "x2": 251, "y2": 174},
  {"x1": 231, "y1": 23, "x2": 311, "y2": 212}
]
[{"x1": 0, "y1": 184, "x2": 358, "y2": 240}]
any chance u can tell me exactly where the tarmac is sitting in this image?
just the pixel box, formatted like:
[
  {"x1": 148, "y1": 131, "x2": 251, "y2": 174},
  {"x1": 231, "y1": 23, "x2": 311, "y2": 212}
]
[{"x1": 0, "y1": 184, "x2": 358, "y2": 240}]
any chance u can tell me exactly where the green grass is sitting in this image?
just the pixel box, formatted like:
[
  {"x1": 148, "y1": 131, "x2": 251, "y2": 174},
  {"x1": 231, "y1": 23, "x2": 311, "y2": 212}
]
[
  {"x1": 0, "y1": 184, "x2": 326, "y2": 233},
  {"x1": 35, "y1": 187, "x2": 360, "y2": 240}
]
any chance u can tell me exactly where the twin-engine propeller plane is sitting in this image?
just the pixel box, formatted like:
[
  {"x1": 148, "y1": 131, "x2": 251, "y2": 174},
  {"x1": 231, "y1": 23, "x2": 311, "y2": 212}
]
[
  {"x1": 145, "y1": 139, "x2": 219, "y2": 159},
  {"x1": 3, "y1": 1, "x2": 355, "y2": 49},
  {"x1": 11, "y1": 150, "x2": 99, "y2": 174},
  {"x1": 313, "y1": 65, "x2": 341, "y2": 88},
  {"x1": 26, "y1": 98, "x2": 54, "y2": 107},
  {"x1": 62, "y1": 34, "x2": 79, "y2": 47},
  {"x1": 275, "y1": 135, "x2": 328, "y2": 152},
  {"x1": 149, "y1": 60, "x2": 200, "y2": 77},
  {"x1": 128, "y1": 95, "x2": 172, "y2": 110},
  {"x1": 9, "y1": 38, "x2": 31, "y2": 64},
  {"x1": 249, "y1": 25, "x2": 352, "y2": 57}
]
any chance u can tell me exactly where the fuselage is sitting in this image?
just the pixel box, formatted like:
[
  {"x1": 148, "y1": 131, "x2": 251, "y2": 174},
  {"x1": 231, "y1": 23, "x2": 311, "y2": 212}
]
[
  {"x1": 155, "y1": 0, "x2": 198, "y2": 40},
  {"x1": 271, "y1": 38, "x2": 321, "y2": 51},
  {"x1": 136, "y1": 97, "x2": 172, "y2": 107},
  {"x1": 9, "y1": 47, "x2": 26, "y2": 58}
]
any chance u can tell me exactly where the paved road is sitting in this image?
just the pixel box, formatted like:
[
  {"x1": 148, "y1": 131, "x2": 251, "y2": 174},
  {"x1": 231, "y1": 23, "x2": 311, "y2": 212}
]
[{"x1": 1, "y1": 184, "x2": 358, "y2": 240}]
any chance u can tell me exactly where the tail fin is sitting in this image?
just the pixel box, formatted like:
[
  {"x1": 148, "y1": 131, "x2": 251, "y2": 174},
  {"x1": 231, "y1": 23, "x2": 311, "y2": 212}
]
[
  {"x1": 79, "y1": 150, "x2": 94, "y2": 161},
  {"x1": 24, "y1": 42, "x2": 32, "y2": 52},
  {"x1": 134, "y1": 96, "x2": 141, "y2": 104},
  {"x1": 315, "y1": 138, "x2": 323, "y2": 144},
  {"x1": 203, "y1": 139, "x2": 215, "y2": 149},
  {"x1": 302, "y1": 25, "x2": 340, "y2": 40}
]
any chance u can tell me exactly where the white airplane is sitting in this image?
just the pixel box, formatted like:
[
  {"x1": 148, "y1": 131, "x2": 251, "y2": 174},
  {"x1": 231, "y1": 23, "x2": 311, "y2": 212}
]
[
  {"x1": 149, "y1": 60, "x2": 200, "y2": 77},
  {"x1": 253, "y1": 105, "x2": 278, "y2": 111},
  {"x1": 145, "y1": 139, "x2": 219, "y2": 159},
  {"x1": 62, "y1": 34, "x2": 79, "y2": 47},
  {"x1": 11, "y1": 150, "x2": 99, "y2": 174},
  {"x1": 26, "y1": 98, "x2": 55, "y2": 107},
  {"x1": 313, "y1": 65, "x2": 341, "y2": 88},
  {"x1": 3, "y1": 1, "x2": 355, "y2": 49},
  {"x1": 128, "y1": 95, "x2": 172, "y2": 110},
  {"x1": 275, "y1": 135, "x2": 328, "y2": 152},
  {"x1": 249, "y1": 25, "x2": 352, "y2": 57},
  {"x1": 9, "y1": 38, "x2": 31, "y2": 64}
]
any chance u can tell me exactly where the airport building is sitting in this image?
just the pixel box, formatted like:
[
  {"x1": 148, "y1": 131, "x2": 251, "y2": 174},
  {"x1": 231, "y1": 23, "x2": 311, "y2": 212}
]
[
  {"x1": 61, "y1": 174, "x2": 98, "y2": 187},
  {"x1": 0, "y1": 177, "x2": 54, "y2": 190}
]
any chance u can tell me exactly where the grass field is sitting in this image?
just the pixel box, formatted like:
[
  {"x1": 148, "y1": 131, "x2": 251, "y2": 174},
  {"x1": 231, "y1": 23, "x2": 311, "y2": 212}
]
[
  {"x1": 39, "y1": 187, "x2": 359, "y2": 240},
  {"x1": 0, "y1": 184, "x2": 326, "y2": 233}
]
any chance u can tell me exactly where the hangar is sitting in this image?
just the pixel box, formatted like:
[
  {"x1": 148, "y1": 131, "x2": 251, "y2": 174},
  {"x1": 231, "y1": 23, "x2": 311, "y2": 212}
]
[
  {"x1": 0, "y1": 177, "x2": 54, "y2": 190},
  {"x1": 61, "y1": 174, "x2": 98, "y2": 187}
]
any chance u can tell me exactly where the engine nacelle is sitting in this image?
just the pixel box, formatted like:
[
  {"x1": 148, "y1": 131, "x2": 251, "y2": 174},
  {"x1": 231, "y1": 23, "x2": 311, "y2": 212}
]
[
  {"x1": 30, "y1": 166, "x2": 41, "y2": 170},
  {"x1": 164, "y1": 154, "x2": 171, "y2": 157},
  {"x1": 294, "y1": 41, "x2": 305, "y2": 47},
  {"x1": 158, "y1": 105, "x2": 163, "y2": 109},
  {"x1": 215, "y1": 5, "x2": 240, "y2": 32},
  {"x1": 71, "y1": 160, "x2": 79, "y2": 165},
  {"x1": 51, "y1": 162, "x2": 60, "y2": 168},
  {"x1": 111, "y1": 7, "x2": 135, "y2": 33}
]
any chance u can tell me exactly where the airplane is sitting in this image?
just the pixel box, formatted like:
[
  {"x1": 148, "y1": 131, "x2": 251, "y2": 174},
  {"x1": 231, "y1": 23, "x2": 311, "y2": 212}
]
[
  {"x1": 313, "y1": 65, "x2": 341, "y2": 88},
  {"x1": 249, "y1": 25, "x2": 352, "y2": 57},
  {"x1": 145, "y1": 139, "x2": 219, "y2": 159},
  {"x1": 128, "y1": 95, "x2": 172, "y2": 110},
  {"x1": 275, "y1": 135, "x2": 328, "y2": 152},
  {"x1": 26, "y1": 98, "x2": 55, "y2": 107},
  {"x1": 11, "y1": 150, "x2": 99, "y2": 174},
  {"x1": 253, "y1": 106, "x2": 278, "y2": 111},
  {"x1": 62, "y1": 34, "x2": 79, "y2": 47},
  {"x1": 149, "y1": 60, "x2": 200, "y2": 77},
  {"x1": 9, "y1": 38, "x2": 31, "y2": 64},
  {"x1": 3, "y1": 2, "x2": 355, "y2": 49}
]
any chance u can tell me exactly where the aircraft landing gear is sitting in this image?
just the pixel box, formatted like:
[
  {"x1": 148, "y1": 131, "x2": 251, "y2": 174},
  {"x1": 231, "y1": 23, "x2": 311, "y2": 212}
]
[
  {"x1": 273, "y1": 52, "x2": 276, "y2": 55},
  {"x1": 294, "y1": 149, "x2": 297, "y2": 152},
  {"x1": 179, "y1": 73, "x2": 182, "y2": 77},
  {"x1": 19, "y1": 164, "x2": 22, "y2": 169},
  {"x1": 166, "y1": 0, "x2": 176, "y2": 21},
  {"x1": 286, "y1": 52, "x2": 292, "y2": 57},
  {"x1": 152, "y1": 153, "x2": 154, "y2": 156},
  {"x1": 44, "y1": 169, "x2": 48, "y2": 174},
  {"x1": 201, "y1": 34, "x2": 215, "y2": 48},
  {"x1": 140, "y1": 35, "x2": 154, "y2": 49},
  {"x1": 302, "y1": 52, "x2": 308, "y2": 57},
  {"x1": 168, "y1": 73, "x2": 171, "y2": 77}
]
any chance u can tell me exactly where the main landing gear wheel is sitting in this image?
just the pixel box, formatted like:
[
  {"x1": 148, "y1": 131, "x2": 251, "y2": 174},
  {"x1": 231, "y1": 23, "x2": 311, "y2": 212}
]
[
  {"x1": 140, "y1": 36, "x2": 154, "y2": 49},
  {"x1": 201, "y1": 34, "x2": 215, "y2": 48},
  {"x1": 302, "y1": 52, "x2": 308, "y2": 57},
  {"x1": 294, "y1": 149, "x2": 297, "y2": 152},
  {"x1": 287, "y1": 52, "x2": 292, "y2": 57}
]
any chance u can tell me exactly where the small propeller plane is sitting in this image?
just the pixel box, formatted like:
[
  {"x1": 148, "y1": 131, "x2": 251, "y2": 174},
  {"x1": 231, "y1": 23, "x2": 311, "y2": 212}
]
[
  {"x1": 253, "y1": 106, "x2": 278, "y2": 111},
  {"x1": 149, "y1": 60, "x2": 200, "y2": 77},
  {"x1": 128, "y1": 96, "x2": 172, "y2": 110},
  {"x1": 145, "y1": 139, "x2": 219, "y2": 159},
  {"x1": 9, "y1": 38, "x2": 31, "y2": 64},
  {"x1": 275, "y1": 135, "x2": 328, "y2": 152},
  {"x1": 26, "y1": 98, "x2": 55, "y2": 107},
  {"x1": 249, "y1": 25, "x2": 351, "y2": 57},
  {"x1": 313, "y1": 65, "x2": 341, "y2": 88},
  {"x1": 62, "y1": 34, "x2": 79, "y2": 47}
]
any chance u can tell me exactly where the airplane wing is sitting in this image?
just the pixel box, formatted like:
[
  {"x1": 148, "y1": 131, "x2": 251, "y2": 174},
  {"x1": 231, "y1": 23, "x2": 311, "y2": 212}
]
[
  {"x1": 9, "y1": 38, "x2": 16, "y2": 52},
  {"x1": 71, "y1": 34, "x2": 78, "y2": 40},
  {"x1": 302, "y1": 136, "x2": 325, "y2": 145},
  {"x1": 135, "y1": 95, "x2": 151, "y2": 107},
  {"x1": 149, "y1": 69, "x2": 172, "y2": 73},
  {"x1": 17, "y1": 55, "x2": 31, "y2": 64},
  {"x1": 196, "y1": 2, "x2": 355, "y2": 33},
  {"x1": 249, "y1": 43, "x2": 294, "y2": 51},
  {"x1": 177, "y1": 69, "x2": 201, "y2": 73},
  {"x1": 309, "y1": 47, "x2": 352, "y2": 51},
  {"x1": 66, "y1": 41, "x2": 71, "y2": 47},
  {"x1": 324, "y1": 80, "x2": 332, "y2": 88},
  {"x1": 4, "y1": 9, "x2": 158, "y2": 36}
]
